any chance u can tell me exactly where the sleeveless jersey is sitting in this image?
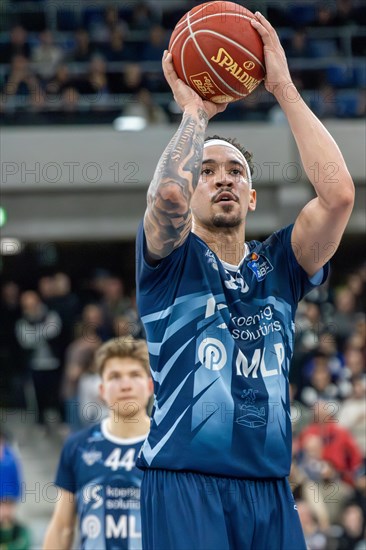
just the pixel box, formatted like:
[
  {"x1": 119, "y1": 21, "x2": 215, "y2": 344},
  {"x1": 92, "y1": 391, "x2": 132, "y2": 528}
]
[
  {"x1": 136, "y1": 224, "x2": 328, "y2": 479},
  {"x1": 55, "y1": 419, "x2": 146, "y2": 549}
]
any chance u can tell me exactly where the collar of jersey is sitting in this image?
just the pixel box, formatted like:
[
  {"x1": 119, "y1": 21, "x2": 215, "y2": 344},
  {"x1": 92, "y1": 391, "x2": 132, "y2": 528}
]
[
  {"x1": 101, "y1": 417, "x2": 148, "y2": 445},
  {"x1": 219, "y1": 243, "x2": 249, "y2": 271}
]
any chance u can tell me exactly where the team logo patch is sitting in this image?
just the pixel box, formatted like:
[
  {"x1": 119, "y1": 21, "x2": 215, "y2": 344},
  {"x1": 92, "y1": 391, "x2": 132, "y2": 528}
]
[
  {"x1": 82, "y1": 450, "x2": 102, "y2": 466},
  {"x1": 247, "y1": 252, "x2": 273, "y2": 282},
  {"x1": 236, "y1": 389, "x2": 266, "y2": 428}
]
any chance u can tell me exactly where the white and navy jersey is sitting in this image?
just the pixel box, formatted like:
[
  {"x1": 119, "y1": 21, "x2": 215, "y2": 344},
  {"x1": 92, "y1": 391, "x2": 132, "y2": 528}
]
[
  {"x1": 136, "y1": 224, "x2": 329, "y2": 479},
  {"x1": 55, "y1": 419, "x2": 146, "y2": 550}
]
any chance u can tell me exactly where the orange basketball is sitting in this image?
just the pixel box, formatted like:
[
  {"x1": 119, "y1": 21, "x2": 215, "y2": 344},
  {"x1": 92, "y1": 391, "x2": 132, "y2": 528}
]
[{"x1": 168, "y1": 1, "x2": 265, "y2": 103}]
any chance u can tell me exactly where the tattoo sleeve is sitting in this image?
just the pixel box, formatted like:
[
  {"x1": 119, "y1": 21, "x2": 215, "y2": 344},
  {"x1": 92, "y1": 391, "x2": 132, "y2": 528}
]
[{"x1": 144, "y1": 108, "x2": 208, "y2": 260}]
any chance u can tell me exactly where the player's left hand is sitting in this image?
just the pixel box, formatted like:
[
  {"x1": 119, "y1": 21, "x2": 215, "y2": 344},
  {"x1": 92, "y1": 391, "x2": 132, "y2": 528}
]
[{"x1": 251, "y1": 12, "x2": 293, "y2": 98}]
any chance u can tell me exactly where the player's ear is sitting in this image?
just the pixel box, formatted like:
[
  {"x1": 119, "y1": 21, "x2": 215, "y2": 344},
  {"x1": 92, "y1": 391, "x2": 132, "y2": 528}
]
[{"x1": 248, "y1": 188, "x2": 256, "y2": 211}]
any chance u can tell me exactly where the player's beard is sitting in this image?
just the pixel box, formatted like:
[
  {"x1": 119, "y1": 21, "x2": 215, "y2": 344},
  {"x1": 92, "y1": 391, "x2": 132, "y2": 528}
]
[
  {"x1": 212, "y1": 210, "x2": 242, "y2": 228},
  {"x1": 211, "y1": 201, "x2": 242, "y2": 228}
]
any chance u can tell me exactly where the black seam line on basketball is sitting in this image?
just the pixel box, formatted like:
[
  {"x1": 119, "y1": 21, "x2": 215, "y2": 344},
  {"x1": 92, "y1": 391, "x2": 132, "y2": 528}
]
[
  {"x1": 185, "y1": 13, "x2": 263, "y2": 96},
  {"x1": 173, "y1": 13, "x2": 265, "y2": 72},
  {"x1": 172, "y1": 1, "x2": 224, "y2": 35}
]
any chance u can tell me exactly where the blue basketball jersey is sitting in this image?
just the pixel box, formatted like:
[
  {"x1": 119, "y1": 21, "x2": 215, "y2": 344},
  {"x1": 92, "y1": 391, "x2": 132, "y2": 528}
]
[
  {"x1": 136, "y1": 223, "x2": 329, "y2": 479},
  {"x1": 55, "y1": 419, "x2": 146, "y2": 550}
]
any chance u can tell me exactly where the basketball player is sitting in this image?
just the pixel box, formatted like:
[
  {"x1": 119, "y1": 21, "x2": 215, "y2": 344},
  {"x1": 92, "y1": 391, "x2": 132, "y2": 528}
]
[
  {"x1": 43, "y1": 338, "x2": 152, "y2": 550},
  {"x1": 135, "y1": 12, "x2": 354, "y2": 550}
]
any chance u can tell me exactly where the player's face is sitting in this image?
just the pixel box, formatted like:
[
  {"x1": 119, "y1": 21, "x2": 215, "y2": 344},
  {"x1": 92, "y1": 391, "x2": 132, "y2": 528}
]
[
  {"x1": 99, "y1": 357, "x2": 153, "y2": 419},
  {"x1": 191, "y1": 145, "x2": 256, "y2": 229}
]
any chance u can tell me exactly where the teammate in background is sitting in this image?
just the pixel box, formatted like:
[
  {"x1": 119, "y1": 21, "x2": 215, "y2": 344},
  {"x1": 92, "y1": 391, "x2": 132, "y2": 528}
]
[
  {"x1": 43, "y1": 338, "x2": 152, "y2": 550},
  {"x1": 135, "y1": 12, "x2": 355, "y2": 550}
]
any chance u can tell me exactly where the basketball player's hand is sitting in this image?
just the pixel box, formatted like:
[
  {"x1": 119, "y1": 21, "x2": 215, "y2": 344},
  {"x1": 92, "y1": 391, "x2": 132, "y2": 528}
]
[
  {"x1": 250, "y1": 13, "x2": 293, "y2": 98},
  {"x1": 162, "y1": 50, "x2": 228, "y2": 120}
]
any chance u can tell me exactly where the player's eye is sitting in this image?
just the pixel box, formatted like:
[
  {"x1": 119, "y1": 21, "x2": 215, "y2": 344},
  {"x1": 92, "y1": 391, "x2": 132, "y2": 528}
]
[
  {"x1": 201, "y1": 168, "x2": 213, "y2": 175},
  {"x1": 230, "y1": 169, "x2": 242, "y2": 176}
]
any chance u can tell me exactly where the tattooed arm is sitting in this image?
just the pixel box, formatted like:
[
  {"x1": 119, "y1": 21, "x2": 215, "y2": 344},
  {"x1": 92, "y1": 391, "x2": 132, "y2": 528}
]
[{"x1": 144, "y1": 51, "x2": 227, "y2": 261}]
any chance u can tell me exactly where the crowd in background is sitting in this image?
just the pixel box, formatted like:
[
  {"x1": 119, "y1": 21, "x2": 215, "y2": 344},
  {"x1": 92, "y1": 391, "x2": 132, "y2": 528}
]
[
  {"x1": 0, "y1": 0, "x2": 365, "y2": 124},
  {"x1": 0, "y1": 260, "x2": 365, "y2": 549}
]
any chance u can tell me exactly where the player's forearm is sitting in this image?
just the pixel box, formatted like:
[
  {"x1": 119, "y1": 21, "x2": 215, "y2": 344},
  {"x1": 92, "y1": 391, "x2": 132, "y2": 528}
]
[
  {"x1": 144, "y1": 106, "x2": 208, "y2": 258},
  {"x1": 147, "y1": 106, "x2": 208, "y2": 204},
  {"x1": 275, "y1": 84, "x2": 355, "y2": 209},
  {"x1": 43, "y1": 525, "x2": 74, "y2": 550}
]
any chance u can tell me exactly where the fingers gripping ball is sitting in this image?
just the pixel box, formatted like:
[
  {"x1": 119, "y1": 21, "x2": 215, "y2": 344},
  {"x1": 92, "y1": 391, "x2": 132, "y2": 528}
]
[{"x1": 168, "y1": 1, "x2": 265, "y2": 104}]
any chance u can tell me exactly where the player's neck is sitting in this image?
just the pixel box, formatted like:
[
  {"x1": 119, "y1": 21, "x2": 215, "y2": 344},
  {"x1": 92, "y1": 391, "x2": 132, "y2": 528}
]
[
  {"x1": 193, "y1": 225, "x2": 247, "y2": 265},
  {"x1": 106, "y1": 412, "x2": 150, "y2": 439}
]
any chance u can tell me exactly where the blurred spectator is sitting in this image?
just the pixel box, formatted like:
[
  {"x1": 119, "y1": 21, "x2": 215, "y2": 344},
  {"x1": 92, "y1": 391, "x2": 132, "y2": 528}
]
[
  {"x1": 332, "y1": 287, "x2": 358, "y2": 347},
  {"x1": 45, "y1": 63, "x2": 72, "y2": 100},
  {"x1": 300, "y1": 354, "x2": 340, "y2": 406},
  {"x1": 295, "y1": 300, "x2": 324, "y2": 355},
  {"x1": 122, "y1": 88, "x2": 169, "y2": 124},
  {"x1": 101, "y1": 28, "x2": 135, "y2": 62},
  {"x1": 61, "y1": 304, "x2": 103, "y2": 431},
  {"x1": 0, "y1": 430, "x2": 31, "y2": 550},
  {"x1": 352, "y1": 461, "x2": 366, "y2": 523},
  {"x1": 3, "y1": 55, "x2": 42, "y2": 99},
  {"x1": 15, "y1": 291, "x2": 63, "y2": 429},
  {"x1": 37, "y1": 275, "x2": 56, "y2": 304},
  {"x1": 50, "y1": 272, "x2": 80, "y2": 353},
  {"x1": 129, "y1": 1, "x2": 158, "y2": 31},
  {"x1": 290, "y1": 383, "x2": 312, "y2": 438},
  {"x1": 346, "y1": 271, "x2": 366, "y2": 313},
  {"x1": 31, "y1": 30, "x2": 64, "y2": 80},
  {"x1": 60, "y1": 86, "x2": 80, "y2": 112},
  {"x1": 298, "y1": 399, "x2": 363, "y2": 486},
  {"x1": 331, "y1": 0, "x2": 357, "y2": 25},
  {"x1": 90, "y1": 5, "x2": 128, "y2": 43},
  {"x1": 337, "y1": 503, "x2": 365, "y2": 549},
  {"x1": 296, "y1": 500, "x2": 329, "y2": 550},
  {"x1": 113, "y1": 303, "x2": 145, "y2": 340},
  {"x1": 67, "y1": 29, "x2": 95, "y2": 62},
  {"x1": 142, "y1": 25, "x2": 168, "y2": 61},
  {"x1": 312, "y1": 5, "x2": 335, "y2": 27},
  {"x1": 0, "y1": 25, "x2": 30, "y2": 64},
  {"x1": 286, "y1": 29, "x2": 313, "y2": 58},
  {"x1": 77, "y1": 347, "x2": 109, "y2": 427},
  {"x1": 110, "y1": 62, "x2": 145, "y2": 94},
  {"x1": 75, "y1": 55, "x2": 110, "y2": 97},
  {"x1": 338, "y1": 375, "x2": 366, "y2": 455},
  {"x1": 295, "y1": 432, "x2": 353, "y2": 524},
  {"x1": 315, "y1": 332, "x2": 344, "y2": 381},
  {"x1": 99, "y1": 276, "x2": 131, "y2": 335}
]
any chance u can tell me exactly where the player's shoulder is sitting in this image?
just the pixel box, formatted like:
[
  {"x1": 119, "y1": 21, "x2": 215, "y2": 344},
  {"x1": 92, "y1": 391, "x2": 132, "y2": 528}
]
[
  {"x1": 62, "y1": 423, "x2": 104, "y2": 453},
  {"x1": 248, "y1": 224, "x2": 294, "y2": 254}
]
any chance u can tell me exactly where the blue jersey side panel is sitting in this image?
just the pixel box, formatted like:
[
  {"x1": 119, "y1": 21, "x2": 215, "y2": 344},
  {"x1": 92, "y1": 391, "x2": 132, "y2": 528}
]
[{"x1": 136, "y1": 223, "x2": 328, "y2": 478}]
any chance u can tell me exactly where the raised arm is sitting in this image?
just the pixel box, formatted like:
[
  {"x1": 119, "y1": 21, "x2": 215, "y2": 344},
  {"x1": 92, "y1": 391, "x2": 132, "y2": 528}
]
[
  {"x1": 43, "y1": 488, "x2": 76, "y2": 550},
  {"x1": 252, "y1": 14, "x2": 355, "y2": 277},
  {"x1": 144, "y1": 51, "x2": 227, "y2": 261}
]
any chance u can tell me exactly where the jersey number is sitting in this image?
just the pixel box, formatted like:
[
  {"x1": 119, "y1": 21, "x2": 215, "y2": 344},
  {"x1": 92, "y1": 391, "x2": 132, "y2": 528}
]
[{"x1": 104, "y1": 448, "x2": 136, "y2": 472}]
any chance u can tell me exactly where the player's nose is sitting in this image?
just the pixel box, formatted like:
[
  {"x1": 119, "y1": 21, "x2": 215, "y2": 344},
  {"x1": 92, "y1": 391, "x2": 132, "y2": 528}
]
[
  {"x1": 215, "y1": 168, "x2": 233, "y2": 187},
  {"x1": 120, "y1": 377, "x2": 132, "y2": 389}
]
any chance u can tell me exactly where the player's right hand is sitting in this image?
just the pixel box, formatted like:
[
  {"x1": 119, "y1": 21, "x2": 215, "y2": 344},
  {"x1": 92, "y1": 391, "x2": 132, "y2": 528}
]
[{"x1": 162, "y1": 50, "x2": 228, "y2": 120}]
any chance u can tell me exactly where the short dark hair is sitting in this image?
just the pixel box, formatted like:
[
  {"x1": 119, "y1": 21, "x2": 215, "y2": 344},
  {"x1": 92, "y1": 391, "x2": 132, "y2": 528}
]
[{"x1": 205, "y1": 135, "x2": 254, "y2": 176}]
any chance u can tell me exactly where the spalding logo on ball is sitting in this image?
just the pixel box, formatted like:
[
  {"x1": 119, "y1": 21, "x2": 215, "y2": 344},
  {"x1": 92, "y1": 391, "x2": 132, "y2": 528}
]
[{"x1": 169, "y1": 0, "x2": 265, "y2": 103}]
